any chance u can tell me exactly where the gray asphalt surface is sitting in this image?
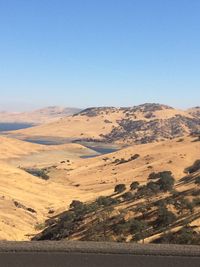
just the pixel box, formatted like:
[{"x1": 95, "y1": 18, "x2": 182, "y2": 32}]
[{"x1": 0, "y1": 241, "x2": 200, "y2": 267}]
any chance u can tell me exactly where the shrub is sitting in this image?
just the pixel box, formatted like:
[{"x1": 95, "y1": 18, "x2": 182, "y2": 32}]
[
  {"x1": 158, "y1": 226, "x2": 200, "y2": 245},
  {"x1": 96, "y1": 196, "x2": 117, "y2": 206},
  {"x1": 148, "y1": 171, "x2": 172, "y2": 180},
  {"x1": 23, "y1": 168, "x2": 49, "y2": 180},
  {"x1": 122, "y1": 192, "x2": 134, "y2": 201},
  {"x1": 193, "y1": 197, "x2": 200, "y2": 206},
  {"x1": 148, "y1": 172, "x2": 158, "y2": 180},
  {"x1": 130, "y1": 181, "x2": 139, "y2": 190},
  {"x1": 130, "y1": 154, "x2": 140, "y2": 160},
  {"x1": 129, "y1": 219, "x2": 148, "y2": 242},
  {"x1": 176, "y1": 198, "x2": 194, "y2": 214},
  {"x1": 185, "y1": 160, "x2": 200, "y2": 174},
  {"x1": 156, "y1": 206, "x2": 176, "y2": 228},
  {"x1": 146, "y1": 181, "x2": 161, "y2": 194},
  {"x1": 114, "y1": 219, "x2": 129, "y2": 235},
  {"x1": 69, "y1": 200, "x2": 84, "y2": 209},
  {"x1": 195, "y1": 176, "x2": 200, "y2": 185},
  {"x1": 114, "y1": 184, "x2": 126, "y2": 193},
  {"x1": 157, "y1": 173, "x2": 175, "y2": 192},
  {"x1": 136, "y1": 185, "x2": 153, "y2": 198},
  {"x1": 176, "y1": 227, "x2": 198, "y2": 244}
]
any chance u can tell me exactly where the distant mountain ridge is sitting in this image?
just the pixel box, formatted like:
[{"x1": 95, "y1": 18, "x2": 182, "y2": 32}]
[
  {"x1": 8, "y1": 103, "x2": 200, "y2": 145},
  {"x1": 0, "y1": 106, "x2": 81, "y2": 124}
]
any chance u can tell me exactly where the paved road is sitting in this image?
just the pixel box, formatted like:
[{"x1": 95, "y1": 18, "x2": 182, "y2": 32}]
[
  {"x1": 0, "y1": 241, "x2": 200, "y2": 267},
  {"x1": 1, "y1": 252, "x2": 200, "y2": 267}
]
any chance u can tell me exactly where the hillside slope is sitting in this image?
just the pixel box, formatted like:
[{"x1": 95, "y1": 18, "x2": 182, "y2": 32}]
[
  {"x1": 1, "y1": 135, "x2": 199, "y2": 241},
  {"x1": 0, "y1": 163, "x2": 98, "y2": 240},
  {"x1": 0, "y1": 136, "x2": 100, "y2": 240},
  {"x1": 33, "y1": 160, "x2": 200, "y2": 244},
  {"x1": 53, "y1": 136, "x2": 200, "y2": 195},
  {"x1": 9, "y1": 103, "x2": 200, "y2": 145},
  {"x1": 0, "y1": 136, "x2": 98, "y2": 163}
]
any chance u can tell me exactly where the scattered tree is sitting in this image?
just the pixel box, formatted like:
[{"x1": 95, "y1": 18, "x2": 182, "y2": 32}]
[
  {"x1": 130, "y1": 181, "x2": 139, "y2": 190},
  {"x1": 195, "y1": 176, "x2": 200, "y2": 185},
  {"x1": 155, "y1": 206, "x2": 176, "y2": 228},
  {"x1": 129, "y1": 219, "x2": 148, "y2": 243},
  {"x1": 122, "y1": 192, "x2": 134, "y2": 201},
  {"x1": 185, "y1": 160, "x2": 200, "y2": 174},
  {"x1": 114, "y1": 184, "x2": 126, "y2": 193}
]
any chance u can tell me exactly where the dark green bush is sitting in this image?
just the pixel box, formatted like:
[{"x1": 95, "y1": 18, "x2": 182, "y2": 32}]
[
  {"x1": 114, "y1": 184, "x2": 126, "y2": 193},
  {"x1": 130, "y1": 181, "x2": 139, "y2": 190},
  {"x1": 185, "y1": 160, "x2": 200, "y2": 174}
]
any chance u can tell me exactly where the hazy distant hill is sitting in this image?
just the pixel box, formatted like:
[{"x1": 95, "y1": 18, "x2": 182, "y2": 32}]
[
  {"x1": 10, "y1": 103, "x2": 200, "y2": 145},
  {"x1": 0, "y1": 106, "x2": 81, "y2": 124},
  {"x1": 187, "y1": 106, "x2": 200, "y2": 118}
]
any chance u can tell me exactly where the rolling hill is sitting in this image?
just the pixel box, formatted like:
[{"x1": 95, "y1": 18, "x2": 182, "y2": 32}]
[
  {"x1": 1, "y1": 103, "x2": 199, "y2": 242},
  {"x1": 33, "y1": 137, "x2": 200, "y2": 244},
  {"x1": 8, "y1": 103, "x2": 200, "y2": 145},
  {"x1": 0, "y1": 163, "x2": 97, "y2": 241},
  {"x1": 0, "y1": 134, "x2": 199, "y2": 241},
  {"x1": 0, "y1": 136, "x2": 101, "y2": 240},
  {"x1": 52, "y1": 135, "x2": 200, "y2": 195},
  {"x1": 0, "y1": 136, "x2": 98, "y2": 163}
]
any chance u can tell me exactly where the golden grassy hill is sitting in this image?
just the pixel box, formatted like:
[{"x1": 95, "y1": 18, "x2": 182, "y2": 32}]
[
  {"x1": 8, "y1": 104, "x2": 200, "y2": 145},
  {"x1": 33, "y1": 156, "x2": 200, "y2": 244},
  {"x1": 0, "y1": 136, "x2": 100, "y2": 240},
  {"x1": 1, "y1": 134, "x2": 199, "y2": 241},
  {"x1": 0, "y1": 136, "x2": 47, "y2": 160},
  {"x1": 54, "y1": 136, "x2": 200, "y2": 195},
  {"x1": 0, "y1": 162, "x2": 100, "y2": 241},
  {"x1": 0, "y1": 136, "x2": 98, "y2": 164}
]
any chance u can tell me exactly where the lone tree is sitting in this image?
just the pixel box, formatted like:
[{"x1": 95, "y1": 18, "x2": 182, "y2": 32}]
[{"x1": 130, "y1": 181, "x2": 139, "y2": 190}]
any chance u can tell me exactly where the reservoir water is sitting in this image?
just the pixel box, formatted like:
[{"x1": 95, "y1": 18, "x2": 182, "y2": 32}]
[{"x1": 0, "y1": 123, "x2": 34, "y2": 132}]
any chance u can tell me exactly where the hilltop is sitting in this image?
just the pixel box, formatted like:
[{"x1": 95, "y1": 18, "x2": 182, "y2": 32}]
[
  {"x1": 0, "y1": 106, "x2": 81, "y2": 124},
  {"x1": 8, "y1": 103, "x2": 200, "y2": 145}
]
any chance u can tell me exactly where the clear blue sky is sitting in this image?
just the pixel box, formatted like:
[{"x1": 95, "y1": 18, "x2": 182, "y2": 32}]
[{"x1": 0, "y1": 0, "x2": 200, "y2": 111}]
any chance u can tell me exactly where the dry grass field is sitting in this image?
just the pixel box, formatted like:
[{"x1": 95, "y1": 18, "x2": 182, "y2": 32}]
[{"x1": 0, "y1": 104, "x2": 199, "y2": 241}]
